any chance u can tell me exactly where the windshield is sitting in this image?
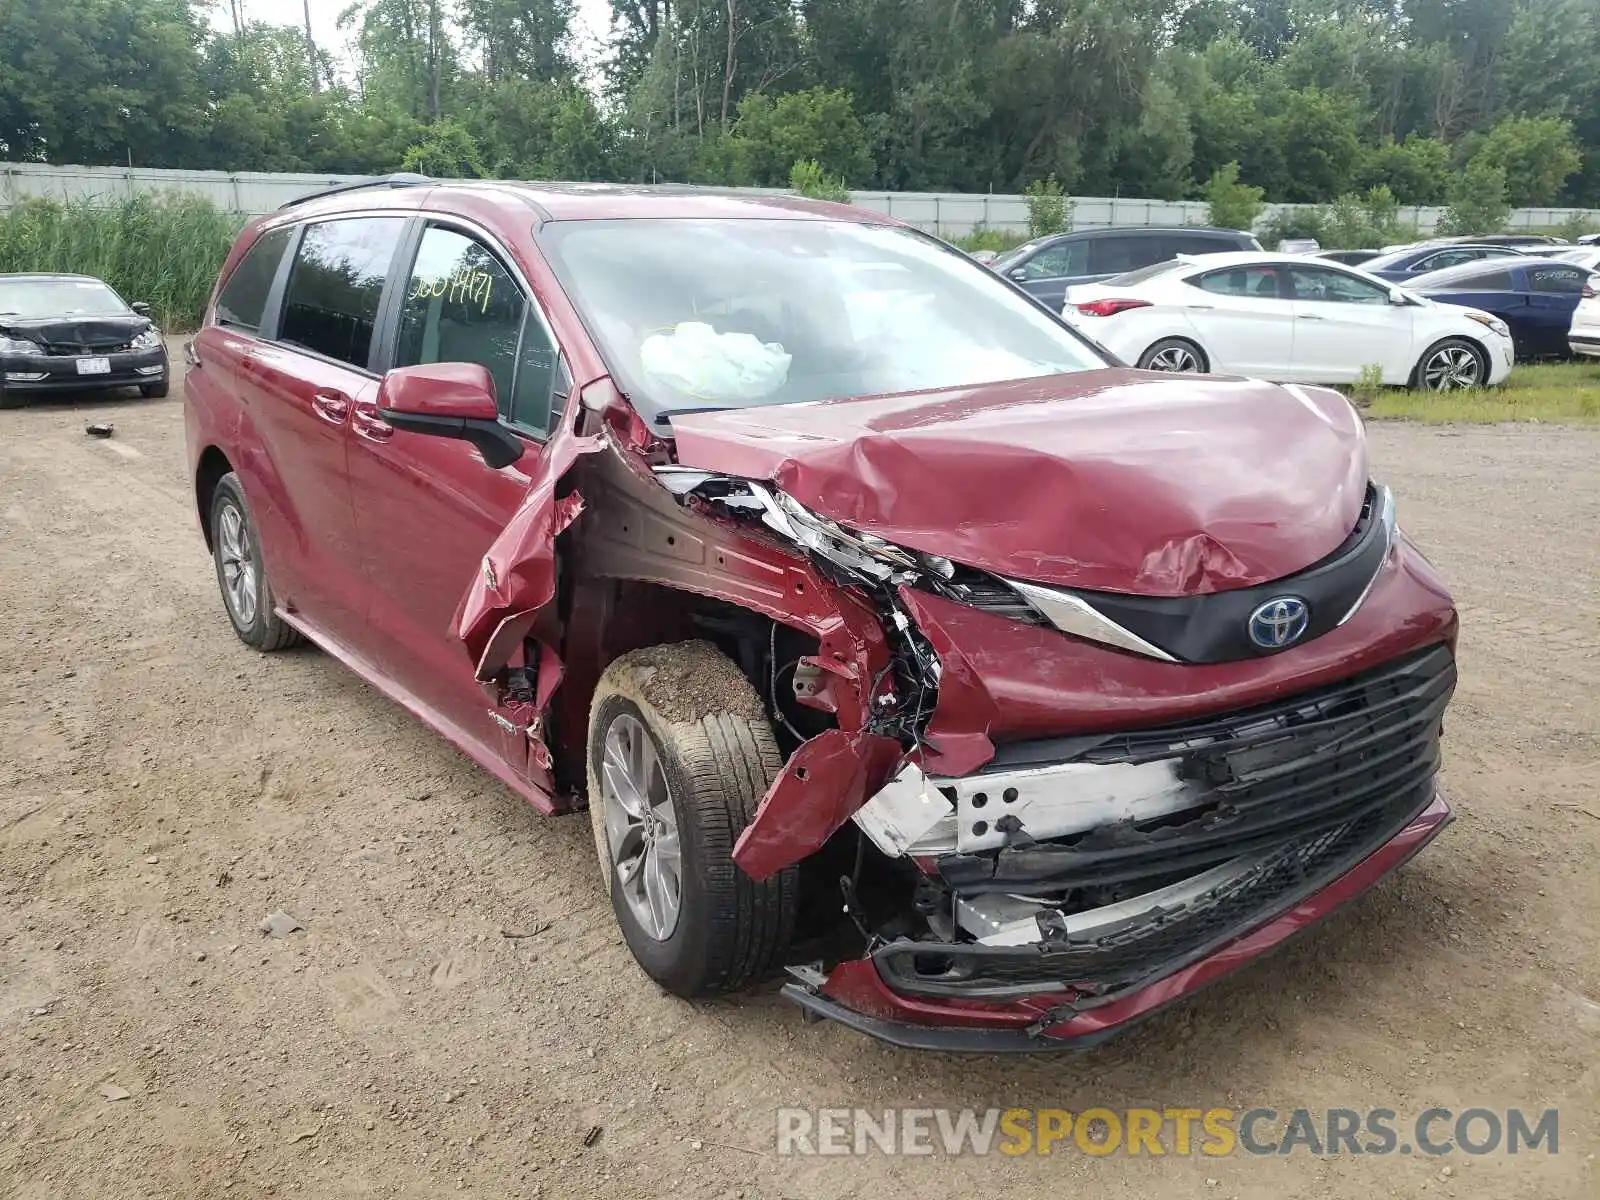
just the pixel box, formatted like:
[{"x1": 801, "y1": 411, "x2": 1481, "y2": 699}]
[
  {"x1": 539, "y1": 219, "x2": 1105, "y2": 418},
  {"x1": 0, "y1": 278, "x2": 128, "y2": 318}
]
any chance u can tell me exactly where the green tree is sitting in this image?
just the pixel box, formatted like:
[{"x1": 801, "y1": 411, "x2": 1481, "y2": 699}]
[
  {"x1": 1203, "y1": 161, "x2": 1264, "y2": 231},
  {"x1": 1357, "y1": 135, "x2": 1451, "y2": 205},
  {"x1": 789, "y1": 158, "x2": 850, "y2": 203},
  {"x1": 401, "y1": 118, "x2": 486, "y2": 177},
  {"x1": 1437, "y1": 159, "x2": 1511, "y2": 235},
  {"x1": 1023, "y1": 174, "x2": 1071, "y2": 238},
  {"x1": 1469, "y1": 116, "x2": 1583, "y2": 207},
  {"x1": 725, "y1": 87, "x2": 873, "y2": 187}
]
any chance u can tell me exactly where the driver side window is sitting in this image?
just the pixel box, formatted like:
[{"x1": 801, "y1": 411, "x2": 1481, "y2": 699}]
[
  {"x1": 1286, "y1": 266, "x2": 1391, "y2": 305},
  {"x1": 395, "y1": 225, "x2": 559, "y2": 435}
]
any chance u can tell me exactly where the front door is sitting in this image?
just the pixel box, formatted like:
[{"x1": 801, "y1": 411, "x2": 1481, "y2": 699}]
[
  {"x1": 1284, "y1": 264, "x2": 1415, "y2": 383},
  {"x1": 347, "y1": 221, "x2": 566, "y2": 786}
]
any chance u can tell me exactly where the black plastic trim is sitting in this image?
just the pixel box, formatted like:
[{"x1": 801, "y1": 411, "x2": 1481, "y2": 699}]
[{"x1": 1064, "y1": 484, "x2": 1389, "y2": 663}]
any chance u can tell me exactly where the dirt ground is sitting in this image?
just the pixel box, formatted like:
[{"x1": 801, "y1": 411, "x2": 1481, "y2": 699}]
[{"x1": 1, "y1": 348, "x2": 1597, "y2": 1199}]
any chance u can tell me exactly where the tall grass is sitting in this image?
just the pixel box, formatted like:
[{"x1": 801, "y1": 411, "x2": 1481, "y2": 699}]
[{"x1": 0, "y1": 193, "x2": 245, "y2": 330}]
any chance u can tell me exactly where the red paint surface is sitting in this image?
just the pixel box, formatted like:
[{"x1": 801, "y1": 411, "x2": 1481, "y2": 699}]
[
  {"x1": 817, "y1": 794, "x2": 1453, "y2": 1039},
  {"x1": 669, "y1": 371, "x2": 1368, "y2": 596},
  {"x1": 377, "y1": 361, "x2": 499, "y2": 421}
]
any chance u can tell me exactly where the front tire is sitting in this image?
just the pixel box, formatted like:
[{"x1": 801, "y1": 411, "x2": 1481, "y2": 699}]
[
  {"x1": 1413, "y1": 338, "x2": 1487, "y2": 391},
  {"x1": 208, "y1": 472, "x2": 302, "y2": 651},
  {"x1": 1137, "y1": 338, "x2": 1208, "y2": 373},
  {"x1": 0, "y1": 387, "x2": 25, "y2": 410},
  {"x1": 586, "y1": 641, "x2": 798, "y2": 998},
  {"x1": 139, "y1": 378, "x2": 170, "y2": 399}
]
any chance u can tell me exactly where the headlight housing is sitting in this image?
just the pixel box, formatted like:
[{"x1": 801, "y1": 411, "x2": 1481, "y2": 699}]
[
  {"x1": 0, "y1": 336, "x2": 33, "y2": 355},
  {"x1": 131, "y1": 329, "x2": 162, "y2": 349},
  {"x1": 1463, "y1": 311, "x2": 1510, "y2": 339}
]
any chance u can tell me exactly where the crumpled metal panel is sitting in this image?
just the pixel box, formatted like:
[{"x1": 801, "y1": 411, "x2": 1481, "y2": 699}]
[{"x1": 667, "y1": 369, "x2": 1368, "y2": 597}]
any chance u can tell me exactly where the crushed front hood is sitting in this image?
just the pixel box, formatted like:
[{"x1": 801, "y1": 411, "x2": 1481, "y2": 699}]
[
  {"x1": 668, "y1": 369, "x2": 1368, "y2": 596},
  {"x1": 0, "y1": 314, "x2": 151, "y2": 347}
]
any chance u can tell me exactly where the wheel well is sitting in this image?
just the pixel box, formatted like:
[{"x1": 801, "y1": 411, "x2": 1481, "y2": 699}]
[
  {"x1": 194, "y1": 447, "x2": 233, "y2": 550},
  {"x1": 551, "y1": 579, "x2": 831, "y2": 794}
]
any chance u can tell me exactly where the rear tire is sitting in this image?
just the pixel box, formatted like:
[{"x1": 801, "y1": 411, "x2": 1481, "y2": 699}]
[
  {"x1": 1413, "y1": 338, "x2": 1487, "y2": 391},
  {"x1": 208, "y1": 472, "x2": 302, "y2": 651},
  {"x1": 587, "y1": 641, "x2": 798, "y2": 998},
  {"x1": 1137, "y1": 338, "x2": 1208, "y2": 373}
]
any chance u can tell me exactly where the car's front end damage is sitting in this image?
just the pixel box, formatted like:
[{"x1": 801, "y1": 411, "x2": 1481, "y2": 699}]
[{"x1": 461, "y1": 367, "x2": 1459, "y2": 1050}]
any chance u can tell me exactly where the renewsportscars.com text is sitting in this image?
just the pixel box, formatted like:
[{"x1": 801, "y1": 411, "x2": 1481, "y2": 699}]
[{"x1": 775, "y1": 1106, "x2": 1559, "y2": 1158}]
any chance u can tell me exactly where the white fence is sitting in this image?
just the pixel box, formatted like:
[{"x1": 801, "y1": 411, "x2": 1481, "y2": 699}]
[{"x1": 3, "y1": 161, "x2": 1597, "y2": 237}]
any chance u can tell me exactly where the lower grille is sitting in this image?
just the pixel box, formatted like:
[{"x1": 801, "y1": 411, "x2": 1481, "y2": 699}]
[{"x1": 886, "y1": 645, "x2": 1456, "y2": 999}]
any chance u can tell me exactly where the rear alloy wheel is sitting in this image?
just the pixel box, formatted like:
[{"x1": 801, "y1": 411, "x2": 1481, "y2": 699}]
[
  {"x1": 1416, "y1": 339, "x2": 1487, "y2": 391},
  {"x1": 208, "y1": 472, "x2": 302, "y2": 651},
  {"x1": 1138, "y1": 338, "x2": 1207, "y2": 373},
  {"x1": 587, "y1": 641, "x2": 798, "y2": 998}
]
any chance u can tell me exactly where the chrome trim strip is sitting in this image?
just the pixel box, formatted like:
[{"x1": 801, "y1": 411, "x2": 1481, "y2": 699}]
[
  {"x1": 1337, "y1": 485, "x2": 1396, "y2": 627},
  {"x1": 1005, "y1": 578, "x2": 1180, "y2": 662}
]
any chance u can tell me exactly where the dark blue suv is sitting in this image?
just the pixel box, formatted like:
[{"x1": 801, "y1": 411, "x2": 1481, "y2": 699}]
[{"x1": 991, "y1": 226, "x2": 1261, "y2": 310}]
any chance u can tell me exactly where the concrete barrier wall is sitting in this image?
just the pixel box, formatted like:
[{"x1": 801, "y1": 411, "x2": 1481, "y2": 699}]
[{"x1": 4, "y1": 162, "x2": 1597, "y2": 237}]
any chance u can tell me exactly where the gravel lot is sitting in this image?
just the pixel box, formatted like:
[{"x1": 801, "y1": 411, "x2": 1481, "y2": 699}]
[{"x1": 2, "y1": 349, "x2": 1597, "y2": 1198}]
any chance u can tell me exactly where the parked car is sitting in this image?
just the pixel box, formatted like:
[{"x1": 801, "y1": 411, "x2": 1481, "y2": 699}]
[
  {"x1": 1060, "y1": 252, "x2": 1514, "y2": 389},
  {"x1": 1568, "y1": 281, "x2": 1600, "y2": 359},
  {"x1": 1577, "y1": 233, "x2": 1600, "y2": 246},
  {"x1": 1358, "y1": 243, "x2": 1527, "y2": 282},
  {"x1": 989, "y1": 226, "x2": 1260, "y2": 310},
  {"x1": 187, "y1": 177, "x2": 1459, "y2": 1050},
  {"x1": 0, "y1": 273, "x2": 169, "y2": 408},
  {"x1": 1312, "y1": 249, "x2": 1382, "y2": 266},
  {"x1": 1407, "y1": 258, "x2": 1596, "y2": 359},
  {"x1": 1469, "y1": 233, "x2": 1568, "y2": 246},
  {"x1": 1543, "y1": 246, "x2": 1600, "y2": 273},
  {"x1": 967, "y1": 248, "x2": 1000, "y2": 265}
]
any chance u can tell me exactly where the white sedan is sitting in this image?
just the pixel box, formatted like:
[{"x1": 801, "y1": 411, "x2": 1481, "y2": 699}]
[{"x1": 1059, "y1": 251, "x2": 1515, "y2": 390}]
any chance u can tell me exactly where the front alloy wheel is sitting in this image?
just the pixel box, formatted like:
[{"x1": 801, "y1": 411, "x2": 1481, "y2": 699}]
[
  {"x1": 1419, "y1": 341, "x2": 1485, "y2": 390},
  {"x1": 598, "y1": 712, "x2": 682, "y2": 941}
]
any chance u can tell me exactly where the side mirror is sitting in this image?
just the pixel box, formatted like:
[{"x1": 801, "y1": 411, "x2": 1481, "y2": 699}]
[
  {"x1": 377, "y1": 363, "x2": 524, "y2": 469},
  {"x1": 1007, "y1": 267, "x2": 1028, "y2": 282},
  {"x1": 131, "y1": 301, "x2": 151, "y2": 317},
  {"x1": 1389, "y1": 291, "x2": 1410, "y2": 306}
]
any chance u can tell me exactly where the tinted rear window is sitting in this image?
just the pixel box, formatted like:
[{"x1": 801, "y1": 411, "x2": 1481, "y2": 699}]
[
  {"x1": 1528, "y1": 264, "x2": 1586, "y2": 293},
  {"x1": 279, "y1": 217, "x2": 407, "y2": 368},
  {"x1": 1087, "y1": 235, "x2": 1166, "y2": 275},
  {"x1": 215, "y1": 226, "x2": 292, "y2": 333}
]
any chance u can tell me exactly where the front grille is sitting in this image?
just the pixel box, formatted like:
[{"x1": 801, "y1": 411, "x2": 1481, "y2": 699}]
[
  {"x1": 42, "y1": 341, "x2": 132, "y2": 356},
  {"x1": 891, "y1": 646, "x2": 1456, "y2": 998}
]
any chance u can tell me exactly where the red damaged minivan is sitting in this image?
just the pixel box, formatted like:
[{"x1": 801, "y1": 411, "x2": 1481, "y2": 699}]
[{"x1": 185, "y1": 176, "x2": 1458, "y2": 1050}]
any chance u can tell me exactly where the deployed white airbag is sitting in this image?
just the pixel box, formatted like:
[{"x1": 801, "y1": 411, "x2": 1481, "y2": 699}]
[{"x1": 640, "y1": 321, "x2": 791, "y2": 402}]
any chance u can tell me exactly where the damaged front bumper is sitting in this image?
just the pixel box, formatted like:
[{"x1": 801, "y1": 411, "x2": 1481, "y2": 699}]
[{"x1": 783, "y1": 645, "x2": 1457, "y2": 1049}]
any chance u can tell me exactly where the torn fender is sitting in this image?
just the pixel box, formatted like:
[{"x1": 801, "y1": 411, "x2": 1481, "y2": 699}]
[
  {"x1": 455, "y1": 430, "x2": 605, "y2": 681},
  {"x1": 732, "y1": 729, "x2": 905, "y2": 881}
]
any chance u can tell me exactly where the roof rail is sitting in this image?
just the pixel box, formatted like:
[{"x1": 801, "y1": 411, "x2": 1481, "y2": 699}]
[{"x1": 278, "y1": 172, "x2": 434, "y2": 210}]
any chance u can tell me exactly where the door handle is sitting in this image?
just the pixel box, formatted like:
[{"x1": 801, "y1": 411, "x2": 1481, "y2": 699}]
[
  {"x1": 1296, "y1": 313, "x2": 1326, "y2": 320},
  {"x1": 1187, "y1": 304, "x2": 1214, "y2": 310},
  {"x1": 311, "y1": 390, "x2": 351, "y2": 424},
  {"x1": 352, "y1": 404, "x2": 393, "y2": 443}
]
